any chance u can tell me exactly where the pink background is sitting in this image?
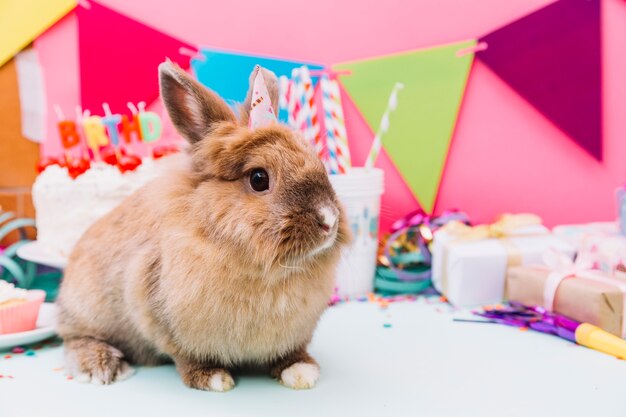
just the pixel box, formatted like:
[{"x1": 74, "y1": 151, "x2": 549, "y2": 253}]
[{"x1": 37, "y1": 0, "x2": 626, "y2": 230}]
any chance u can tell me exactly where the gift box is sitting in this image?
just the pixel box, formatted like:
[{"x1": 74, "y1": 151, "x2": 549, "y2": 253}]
[
  {"x1": 553, "y1": 223, "x2": 626, "y2": 277},
  {"x1": 552, "y1": 222, "x2": 619, "y2": 248},
  {"x1": 506, "y1": 265, "x2": 626, "y2": 337},
  {"x1": 431, "y1": 214, "x2": 575, "y2": 307}
]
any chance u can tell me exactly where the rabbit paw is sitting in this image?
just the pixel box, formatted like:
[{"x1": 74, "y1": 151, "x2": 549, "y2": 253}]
[
  {"x1": 182, "y1": 367, "x2": 235, "y2": 392},
  {"x1": 280, "y1": 362, "x2": 320, "y2": 390},
  {"x1": 65, "y1": 337, "x2": 135, "y2": 385}
]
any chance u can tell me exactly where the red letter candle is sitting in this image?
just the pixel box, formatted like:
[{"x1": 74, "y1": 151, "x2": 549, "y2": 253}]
[
  {"x1": 121, "y1": 114, "x2": 143, "y2": 144},
  {"x1": 58, "y1": 120, "x2": 81, "y2": 149}
]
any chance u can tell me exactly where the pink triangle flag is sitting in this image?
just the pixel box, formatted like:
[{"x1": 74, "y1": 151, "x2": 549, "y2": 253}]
[{"x1": 77, "y1": 0, "x2": 195, "y2": 115}]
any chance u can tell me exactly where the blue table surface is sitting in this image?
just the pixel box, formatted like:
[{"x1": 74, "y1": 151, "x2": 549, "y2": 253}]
[{"x1": 0, "y1": 298, "x2": 623, "y2": 417}]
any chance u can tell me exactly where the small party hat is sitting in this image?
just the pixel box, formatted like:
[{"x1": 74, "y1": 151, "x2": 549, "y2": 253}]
[{"x1": 248, "y1": 68, "x2": 277, "y2": 129}]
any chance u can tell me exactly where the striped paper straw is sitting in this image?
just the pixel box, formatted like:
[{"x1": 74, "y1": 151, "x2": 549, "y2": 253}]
[
  {"x1": 297, "y1": 67, "x2": 325, "y2": 161},
  {"x1": 287, "y1": 67, "x2": 302, "y2": 130},
  {"x1": 278, "y1": 75, "x2": 290, "y2": 113},
  {"x1": 329, "y1": 78, "x2": 351, "y2": 173},
  {"x1": 365, "y1": 82, "x2": 405, "y2": 170},
  {"x1": 321, "y1": 74, "x2": 352, "y2": 174}
]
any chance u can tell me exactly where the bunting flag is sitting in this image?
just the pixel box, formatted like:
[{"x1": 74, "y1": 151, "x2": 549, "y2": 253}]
[
  {"x1": 334, "y1": 40, "x2": 476, "y2": 213},
  {"x1": 478, "y1": 0, "x2": 602, "y2": 160},
  {"x1": 191, "y1": 49, "x2": 324, "y2": 122},
  {"x1": 77, "y1": 0, "x2": 195, "y2": 115},
  {"x1": 0, "y1": 0, "x2": 75, "y2": 67}
]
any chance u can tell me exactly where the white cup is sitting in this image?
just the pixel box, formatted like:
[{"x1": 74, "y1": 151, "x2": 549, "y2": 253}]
[{"x1": 329, "y1": 168, "x2": 385, "y2": 297}]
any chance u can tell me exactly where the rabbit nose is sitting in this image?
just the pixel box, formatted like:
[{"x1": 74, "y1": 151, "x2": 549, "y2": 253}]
[{"x1": 318, "y1": 206, "x2": 337, "y2": 233}]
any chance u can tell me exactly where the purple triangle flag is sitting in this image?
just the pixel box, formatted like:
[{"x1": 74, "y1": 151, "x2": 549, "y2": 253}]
[{"x1": 478, "y1": 0, "x2": 602, "y2": 160}]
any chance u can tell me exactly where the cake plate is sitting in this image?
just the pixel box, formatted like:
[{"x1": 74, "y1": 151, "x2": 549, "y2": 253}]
[
  {"x1": 16, "y1": 241, "x2": 67, "y2": 270},
  {"x1": 0, "y1": 302, "x2": 58, "y2": 350}
]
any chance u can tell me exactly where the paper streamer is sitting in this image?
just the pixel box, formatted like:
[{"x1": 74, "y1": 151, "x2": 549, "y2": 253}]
[
  {"x1": 320, "y1": 74, "x2": 351, "y2": 174},
  {"x1": 365, "y1": 83, "x2": 404, "y2": 170},
  {"x1": 15, "y1": 49, "x2": 47, "y2": 143}
]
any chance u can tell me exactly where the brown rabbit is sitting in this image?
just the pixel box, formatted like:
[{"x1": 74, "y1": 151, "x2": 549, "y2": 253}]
[{"x1": 56, "y1": 61, "x2": 349, "y2": 391}]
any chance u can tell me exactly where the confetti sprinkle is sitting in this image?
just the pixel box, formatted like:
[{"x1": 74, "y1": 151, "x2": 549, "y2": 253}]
[
  {"x1": 52, "y1": 367, "x2": 63, "y2": 372},
  {"x1": 519, "y1": 327, "x2": 529, "y2": 332},
  {"x1": 383, "y1": 323, "x2": 392, "y2": 328},
  {"x1": 11, "y1": 347, "x2": 24, "y2": 354},
  {"x1": 25, "y1": 350, "x2": 35, "y2": 356},
  {"x1": 4, "y1": 355, "x2": 12, "y2": 359},
  {"x1": 66, "y1": 376, "x2": 73, "y2": 381}
]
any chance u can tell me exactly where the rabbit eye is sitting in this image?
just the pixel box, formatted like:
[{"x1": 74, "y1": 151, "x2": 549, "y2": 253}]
[{"x1": 249, "y1": 168, "x2": 270, "y2": 192}]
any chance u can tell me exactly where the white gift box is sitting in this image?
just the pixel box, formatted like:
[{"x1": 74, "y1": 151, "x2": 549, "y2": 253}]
[
  {"x1": 552, "y1": 222, "x2": 619, "y2": 249},
  {"x1": 431, "y1": 224, "x2": 575, "y2": 307},
  {"x1": 553, "y1": 222, "x2": 626, "y2": 277}
]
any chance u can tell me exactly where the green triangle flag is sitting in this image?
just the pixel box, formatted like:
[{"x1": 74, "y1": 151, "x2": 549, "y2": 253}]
[{"x1": 334, "y1": 40, "x2": 476, "y2": 212}]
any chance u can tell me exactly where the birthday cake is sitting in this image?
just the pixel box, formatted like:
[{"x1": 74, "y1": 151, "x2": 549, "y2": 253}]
[
  {"x1": 33, "y1": 158, "x2": 172, "y2": 258},
  {"x1": 33, "y1": 101, "x2": 180, "y2": 259}
]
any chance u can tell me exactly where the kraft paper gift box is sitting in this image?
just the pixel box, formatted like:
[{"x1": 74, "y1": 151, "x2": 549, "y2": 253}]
[
  {"x1": 431, "y1": 215, "x2": 575, "y2": 307},
  {"x1": 506, "y1": 265, "x2": 626, "y2": 337}
]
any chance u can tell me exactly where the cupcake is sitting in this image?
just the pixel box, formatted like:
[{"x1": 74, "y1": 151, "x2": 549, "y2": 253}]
[{"x1": 0, "y1": 281, "x2": 45, "y2": 335}]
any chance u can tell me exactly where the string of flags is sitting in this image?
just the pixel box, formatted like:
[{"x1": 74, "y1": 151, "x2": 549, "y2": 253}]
[{"x1": 2, "y1": 0, "x2": 604, "y2": 219}]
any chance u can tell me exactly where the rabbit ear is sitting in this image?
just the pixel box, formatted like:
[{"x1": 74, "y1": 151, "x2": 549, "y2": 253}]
[
  {"x1": 159, "y1": 60, "x2": 236, "y2": 144},
  {"x1": 240, "y1": 66, "x2": 280, "y2": 126}
]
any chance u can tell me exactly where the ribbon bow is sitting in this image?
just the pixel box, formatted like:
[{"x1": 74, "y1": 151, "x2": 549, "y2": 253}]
[
  {"x1": 443, "y1": 213, "x2": 542, "y2": 241},
  {"x1": 540, "y1": 247, "x2": 626, "y2": 337},
  {"x1": 541, "y1": 249, "x2": 599, "y2": 312}
]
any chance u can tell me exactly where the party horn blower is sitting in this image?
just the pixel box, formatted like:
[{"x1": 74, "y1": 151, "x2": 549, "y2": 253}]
[
  {"x1": 321, "y1": 74, "x2": 351, "y2": 174},
  {"x1": 472, "y1": 303, "x2": 626, "y2": 360},
  {"x1": 365, "y1": 83, "x2": 405, "y2": 170}
]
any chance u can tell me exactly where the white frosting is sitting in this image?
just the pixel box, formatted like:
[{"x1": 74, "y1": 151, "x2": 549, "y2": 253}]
[
  {"x1": 33, "y1": 158, "x2": 169, "y2": 259},
  {"x1": 0, "y1": 281, "x2": 29, "y2": 303}
]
